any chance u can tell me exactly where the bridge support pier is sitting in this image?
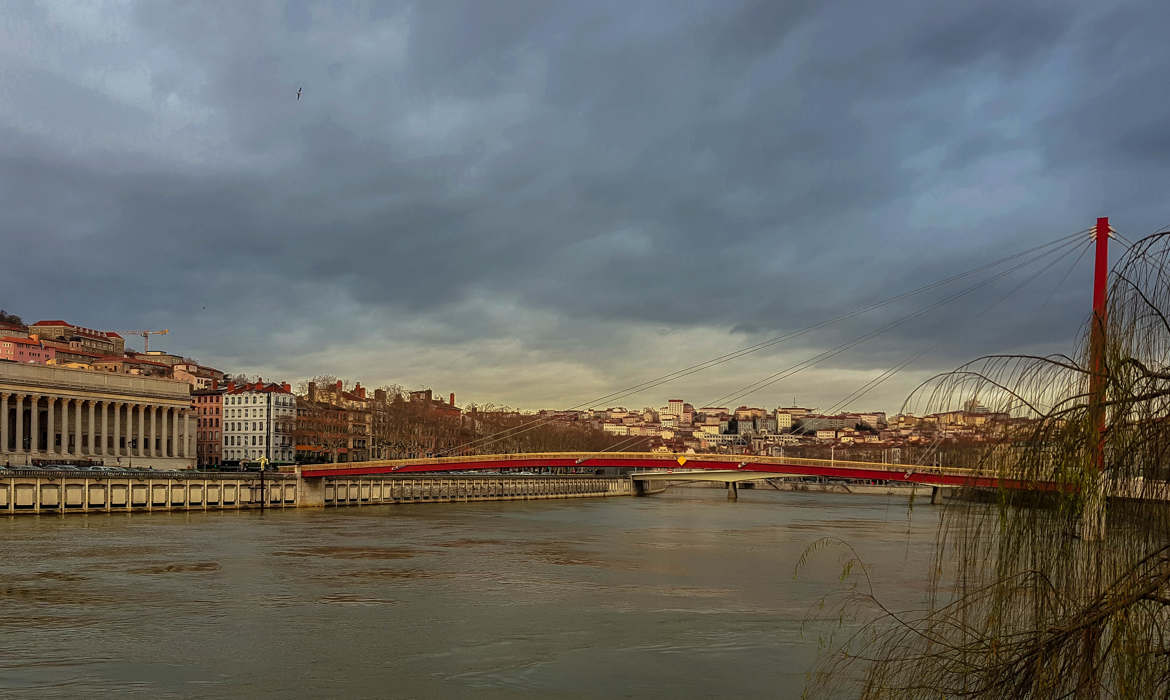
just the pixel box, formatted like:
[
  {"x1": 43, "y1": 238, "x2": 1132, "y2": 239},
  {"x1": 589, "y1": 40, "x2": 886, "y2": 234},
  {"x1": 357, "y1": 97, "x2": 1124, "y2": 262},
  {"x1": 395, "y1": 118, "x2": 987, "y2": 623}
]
[
  {"x1": 930, "y1": 486, "x2": 953, "y2": 505},
  {"x1": 727, "y1": 481, "x2": 738, "y2": 501},
  {"x1": 296, "y1": 468, "x2": 325, "y2": 508}
]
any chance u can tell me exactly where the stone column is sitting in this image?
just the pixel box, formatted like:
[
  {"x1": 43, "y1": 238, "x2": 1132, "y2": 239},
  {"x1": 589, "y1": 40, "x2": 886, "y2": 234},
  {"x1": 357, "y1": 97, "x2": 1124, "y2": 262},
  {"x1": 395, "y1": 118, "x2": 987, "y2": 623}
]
[
  {"x1": 148, "y1": 405, "x2": 156, "y2": 458},
  {"x1": 119, "y1": 403, "x2": 126, "y2": 457},
  {"x1": 159, "y1": 407, "x2": 168, "y2": 458},
  {"x1": 15, "y1": 395, "x2": 25, "y2": 456},
  {"x1": 112, "y1": 401, "x2": 121, "y2": 457},
  {"x1": 98, "y1": 402, "x2": 107, "y2": 456},
  {"x1": 137, "y1": 404, "x2": 145, "y2": 458},
  {"x1": 55, "y1": 397, "x2": 62, "y2": 454},
  {"x1": 64, "y1": 398, "x2": 74, "y2": 454},
  {"x1": 65, "y1": 399, "x2": 72, "y2": 455},
  {"x1": 59, "y1": 398, "x2": 67, "y2": 455},
  {"x1": 124, "y1": 403, "x2": 132, "y2": 457},
  {"x1": 0, "y1": 393, "x2": 7, "y2": 457},
  {"x1": 183, "y1": 411, "x2": 192, "y2": 459},
  {"x1": 140, "y1": 404, "x2": 148, "y2": 457},
  {"x1": 172, "y1": 407, "x2": 179, "y2": 459},
  {"x1": 104, "y1": 401, "x2": 112, "y2": 456},
  {"x1": 122, "y1": 403, "x2": 131, "y2": 457},
  {"x1": 30, "y1": 395, "x2": 39, "y2": 454},
  {"x1": 51, "y1": 397, "x2": 61, "y2": 454},
  {"x1": 176, "y1": 409, "x2": 185, "y2": 458},
  {"x1": 163, "y1": 406, "x2": 168, "y2": 457},
  {"x1": 60, "y1": 397, "x2": 68, "y2": 455},
  {"x1": 45, "y1": 396, "x2": 56, "y2": 456},
  {"x1": 66, "y1": 399, "x2": 74, "y2": 455},
  {"x1": 87, "y1": 400, "x2": 96, "y2": 456},
  {"x1": 135, "y1": 403, "x2": 143, "y2": 457},
  {"x1": 73, "y1": 399, "x2": 82, "y2": 456}
]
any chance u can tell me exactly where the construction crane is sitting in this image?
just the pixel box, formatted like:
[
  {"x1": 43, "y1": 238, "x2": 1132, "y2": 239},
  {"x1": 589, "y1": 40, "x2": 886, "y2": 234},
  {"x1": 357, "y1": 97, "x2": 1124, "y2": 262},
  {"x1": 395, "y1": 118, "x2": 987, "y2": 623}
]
[{"x1": 119, "y1": 329, "x2": 169, "y2": 353}]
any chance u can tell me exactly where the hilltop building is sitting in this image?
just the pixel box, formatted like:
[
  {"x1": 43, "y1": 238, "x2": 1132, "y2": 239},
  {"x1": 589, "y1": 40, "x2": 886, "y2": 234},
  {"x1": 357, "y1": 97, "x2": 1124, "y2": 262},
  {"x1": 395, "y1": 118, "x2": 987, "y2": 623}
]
[
  {"x1": 28, "y1": 320, "x2": 125, "y2": 356},
  {"x1": 0, "y1": 336, "x2": 55, "y2": 365},
  {"x1": 173, "y1": 362, "x2": 226, "y2": 390}
]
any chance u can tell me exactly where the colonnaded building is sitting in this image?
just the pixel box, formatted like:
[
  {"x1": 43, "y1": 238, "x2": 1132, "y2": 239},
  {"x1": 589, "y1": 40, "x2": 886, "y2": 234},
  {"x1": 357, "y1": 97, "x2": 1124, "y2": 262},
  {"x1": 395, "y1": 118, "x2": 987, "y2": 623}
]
[{"x1": 0, "y1": 362, "x2": 196, "y2": 469}]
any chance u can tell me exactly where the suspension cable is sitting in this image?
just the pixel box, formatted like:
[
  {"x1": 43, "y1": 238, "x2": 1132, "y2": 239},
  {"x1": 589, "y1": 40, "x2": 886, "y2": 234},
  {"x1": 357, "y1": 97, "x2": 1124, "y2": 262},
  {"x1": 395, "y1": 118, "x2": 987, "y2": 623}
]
[
  {"x1": 707, "y1": 235, "x2": 1086, "y2": 408},
  {"x1": 440, "y1": 229, "x2": 1090, "y2": 456},
  {"x1": 821, "y1": 238, "x2": 1094, "y2": 417}
]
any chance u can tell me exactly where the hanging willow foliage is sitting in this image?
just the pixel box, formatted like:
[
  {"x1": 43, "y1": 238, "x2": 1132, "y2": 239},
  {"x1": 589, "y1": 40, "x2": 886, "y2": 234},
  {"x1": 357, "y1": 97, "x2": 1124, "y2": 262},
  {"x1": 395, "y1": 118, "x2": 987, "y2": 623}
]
[{"x1": 807, "y1": 231, "x2": 1170, "y2": 699}]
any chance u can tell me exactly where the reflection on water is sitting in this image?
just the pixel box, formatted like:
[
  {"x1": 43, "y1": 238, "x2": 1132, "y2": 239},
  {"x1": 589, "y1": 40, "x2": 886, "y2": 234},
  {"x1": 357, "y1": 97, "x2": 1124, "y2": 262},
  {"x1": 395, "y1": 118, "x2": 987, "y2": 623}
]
[{"x1": 1, "y1": 487, "x2": 938, "y2": 698}]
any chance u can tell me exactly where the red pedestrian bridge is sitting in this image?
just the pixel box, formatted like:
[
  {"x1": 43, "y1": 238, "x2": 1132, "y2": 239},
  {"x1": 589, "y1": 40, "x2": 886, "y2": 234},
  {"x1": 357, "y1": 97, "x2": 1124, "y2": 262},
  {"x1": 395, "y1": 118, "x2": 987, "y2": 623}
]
[{"x1": 295, "y1": 452, "x2": 1039, "y2": 491}]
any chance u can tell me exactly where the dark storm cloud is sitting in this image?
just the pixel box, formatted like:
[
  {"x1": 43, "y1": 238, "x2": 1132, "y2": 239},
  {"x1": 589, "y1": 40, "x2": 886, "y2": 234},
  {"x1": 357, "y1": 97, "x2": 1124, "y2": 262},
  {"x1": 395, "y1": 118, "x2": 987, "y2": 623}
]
[{"x1": 2, "y1": 0, "x2": 1168, "y2": 409}]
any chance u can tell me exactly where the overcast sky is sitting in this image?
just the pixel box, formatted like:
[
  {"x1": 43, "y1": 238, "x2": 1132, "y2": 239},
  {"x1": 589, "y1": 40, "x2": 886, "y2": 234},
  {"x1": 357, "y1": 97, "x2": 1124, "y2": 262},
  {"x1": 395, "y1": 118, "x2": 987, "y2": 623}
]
[{"x1": 3, "y1": 1, "x2": 1168, "y2": 413}]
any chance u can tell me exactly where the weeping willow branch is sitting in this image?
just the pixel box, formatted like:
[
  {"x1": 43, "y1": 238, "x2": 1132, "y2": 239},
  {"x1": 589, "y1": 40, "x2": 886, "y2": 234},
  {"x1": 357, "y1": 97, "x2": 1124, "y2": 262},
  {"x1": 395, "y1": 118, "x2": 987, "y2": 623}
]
[{"x1": 806, "y1": 231, "x2": 1170, "y2": 699}]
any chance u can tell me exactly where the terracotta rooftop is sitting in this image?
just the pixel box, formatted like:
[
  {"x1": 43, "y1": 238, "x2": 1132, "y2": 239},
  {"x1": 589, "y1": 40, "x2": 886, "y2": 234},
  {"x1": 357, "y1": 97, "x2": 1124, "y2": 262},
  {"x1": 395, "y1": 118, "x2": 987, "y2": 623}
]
[{"x1": 0, "y1": 335, "x2": 46, "y2": 347}]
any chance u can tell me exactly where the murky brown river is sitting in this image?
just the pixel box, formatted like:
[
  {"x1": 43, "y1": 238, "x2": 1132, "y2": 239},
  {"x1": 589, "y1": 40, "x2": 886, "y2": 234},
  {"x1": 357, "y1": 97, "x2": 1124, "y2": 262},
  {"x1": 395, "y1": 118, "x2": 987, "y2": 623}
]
[{"x1": 0, "y1": 487, "x2": 939, "y2": 698}]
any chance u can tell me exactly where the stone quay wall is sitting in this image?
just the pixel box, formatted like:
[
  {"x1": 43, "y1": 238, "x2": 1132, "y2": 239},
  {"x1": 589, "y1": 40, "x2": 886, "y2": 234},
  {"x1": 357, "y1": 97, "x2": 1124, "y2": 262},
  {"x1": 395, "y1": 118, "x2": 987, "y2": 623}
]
[
  {"x1": 0, "y1": 471, "x2": 634, "y2": 515},
  {"x1": 0, "y1": 469, "x2": 296, "y2": 514},
  {"x1": 303, "y1": 474, "x2": 634, "y2": 507}
]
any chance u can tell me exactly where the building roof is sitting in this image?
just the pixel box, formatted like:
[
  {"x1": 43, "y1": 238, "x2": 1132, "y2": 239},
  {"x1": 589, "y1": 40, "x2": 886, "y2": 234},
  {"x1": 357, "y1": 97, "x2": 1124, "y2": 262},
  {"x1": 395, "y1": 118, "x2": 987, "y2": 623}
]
[
  {"x1": 31, "y1": 321, "x2": 122, "y2": 339},
  {"x1": 227, "y1": 381, "x2": 291, "y2": 395},
  {"x1": 174, "y1": 362, "x2": 223, "y2": 376},
  {"x1": 96, "y1": 356, "x2": 171, "y2": 368},
  {"x1": 0, "y1": 335, "x2": 47, "y2": 347}
]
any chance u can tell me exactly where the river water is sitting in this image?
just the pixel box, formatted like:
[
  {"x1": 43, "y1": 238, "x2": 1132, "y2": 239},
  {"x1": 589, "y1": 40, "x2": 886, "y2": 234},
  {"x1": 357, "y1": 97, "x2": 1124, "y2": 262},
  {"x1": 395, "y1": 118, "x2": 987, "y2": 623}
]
[{"x1": 1, "y1": 487, "x2": 940, "y2": 698}]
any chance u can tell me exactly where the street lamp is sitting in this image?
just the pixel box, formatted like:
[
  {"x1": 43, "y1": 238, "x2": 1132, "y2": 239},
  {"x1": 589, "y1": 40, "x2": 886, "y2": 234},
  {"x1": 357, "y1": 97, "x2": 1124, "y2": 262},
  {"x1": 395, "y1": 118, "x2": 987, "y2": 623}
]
[{"x1": 258, "y1": 456, "x2": 270, "y2": 511}]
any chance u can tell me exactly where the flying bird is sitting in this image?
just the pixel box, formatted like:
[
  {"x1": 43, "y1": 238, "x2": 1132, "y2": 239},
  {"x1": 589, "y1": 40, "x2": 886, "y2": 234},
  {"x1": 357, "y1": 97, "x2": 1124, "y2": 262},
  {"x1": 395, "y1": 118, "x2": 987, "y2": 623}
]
[{"x1": 296, "y1": 87, "x2": 302, "y2": 100}]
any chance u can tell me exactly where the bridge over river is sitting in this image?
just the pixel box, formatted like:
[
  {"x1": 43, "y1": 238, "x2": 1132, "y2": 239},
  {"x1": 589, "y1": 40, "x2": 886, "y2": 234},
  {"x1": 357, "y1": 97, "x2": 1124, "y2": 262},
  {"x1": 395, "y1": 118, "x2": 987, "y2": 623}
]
[
  {"x1": 0, "y1": 451, "x2": 980, "y2": 514},
  {"x1": 291, "y1": 451, "x2": 1068, "y2": 506},
  {"x1": 295, "y1": 451, "x2": 1027, "y2": 488},
  {"x1": 8, "y1": 449, "x2": 1159, "y2": 515}
]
